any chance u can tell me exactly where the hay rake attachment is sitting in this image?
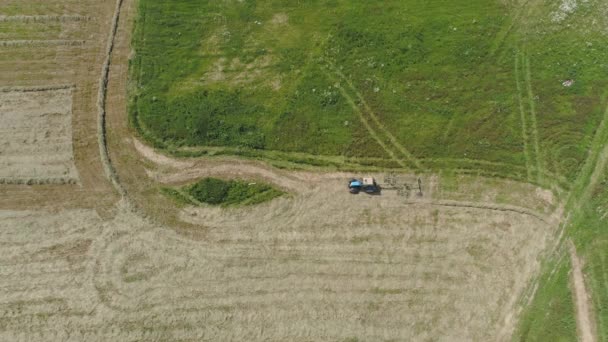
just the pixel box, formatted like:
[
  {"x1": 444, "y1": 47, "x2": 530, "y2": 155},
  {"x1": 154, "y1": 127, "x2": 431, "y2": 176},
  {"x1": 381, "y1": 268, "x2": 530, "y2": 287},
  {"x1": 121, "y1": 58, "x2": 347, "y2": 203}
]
[{"x1": 382, "y1": 173, "x2": 423, "y2": 198}]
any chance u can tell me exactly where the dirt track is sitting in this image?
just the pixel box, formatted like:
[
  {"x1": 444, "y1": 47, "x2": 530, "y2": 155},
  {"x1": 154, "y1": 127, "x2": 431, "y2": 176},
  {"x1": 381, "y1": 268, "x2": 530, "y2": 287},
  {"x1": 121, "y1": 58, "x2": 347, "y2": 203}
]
[
  {"x1": 569, "y1": 241, "x2": 597, "y2": 342},
  {"x1": 0, "y1": 0, "x2": 565, "y2": 340}
]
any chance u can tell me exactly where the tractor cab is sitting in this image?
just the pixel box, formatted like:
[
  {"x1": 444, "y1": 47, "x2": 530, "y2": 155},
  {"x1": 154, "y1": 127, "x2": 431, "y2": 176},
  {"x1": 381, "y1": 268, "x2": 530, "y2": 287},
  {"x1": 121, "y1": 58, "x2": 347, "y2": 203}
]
[{"x1": 348, "y1": 177, "x2": 380, "y2": 194}]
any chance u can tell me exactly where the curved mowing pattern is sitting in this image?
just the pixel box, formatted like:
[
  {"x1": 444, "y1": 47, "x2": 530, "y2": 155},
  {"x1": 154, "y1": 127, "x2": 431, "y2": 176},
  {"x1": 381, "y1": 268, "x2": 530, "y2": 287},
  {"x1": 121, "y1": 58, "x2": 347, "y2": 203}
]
[{"x1": 0, "y1": 190, "x2": 554, "y2": 341}]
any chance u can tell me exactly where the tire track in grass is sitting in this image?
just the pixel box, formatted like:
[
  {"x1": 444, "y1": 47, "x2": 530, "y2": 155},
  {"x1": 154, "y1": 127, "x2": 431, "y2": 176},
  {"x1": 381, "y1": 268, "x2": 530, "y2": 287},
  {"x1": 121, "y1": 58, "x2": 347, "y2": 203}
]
[
  {"x1": 566, "y1": 101, "x2": 608, "y2": 212},
  {"x1": 515, "y1": 48, "x2": 544, "y2": 185},
  {"x1": 339, "y1": 72, "x2": 423, "y2": 169},
  {"x1": 523, "y1": 52, "x2": 543, "y2": 184},
  {"x1": 326, "y1": 64, "x2": 423, "y2": 170},
  {"x1": 489, "y1": 0, "x2": 530, "y2": 61},
  {"x1": 331, "y1": 78, "x2": 408, "y2": 169},
  {"x1": 514, "y1": 50, "x2": 534, "y2": 181}
]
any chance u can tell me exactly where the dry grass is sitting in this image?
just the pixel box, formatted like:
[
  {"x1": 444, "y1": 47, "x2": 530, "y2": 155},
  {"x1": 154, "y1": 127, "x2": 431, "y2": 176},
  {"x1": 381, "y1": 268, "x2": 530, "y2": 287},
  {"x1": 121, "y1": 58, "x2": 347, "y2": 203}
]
[
  {"x1": 0, "y1": 0, "x2": 117, "y2": 210},
  {"x1": 0, "y1": 185, "x2": 555, "y2": 340},
  {"x1": 0, "y1": 88, "x2": 78, "y2": 184}
]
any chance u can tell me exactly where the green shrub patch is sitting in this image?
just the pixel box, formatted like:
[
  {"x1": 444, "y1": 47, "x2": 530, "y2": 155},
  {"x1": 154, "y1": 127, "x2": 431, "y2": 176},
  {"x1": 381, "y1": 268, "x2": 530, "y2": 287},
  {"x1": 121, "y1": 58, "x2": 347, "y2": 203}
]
[{"x1": 165, "y1": 177, "x2": 284, "y2": 207}]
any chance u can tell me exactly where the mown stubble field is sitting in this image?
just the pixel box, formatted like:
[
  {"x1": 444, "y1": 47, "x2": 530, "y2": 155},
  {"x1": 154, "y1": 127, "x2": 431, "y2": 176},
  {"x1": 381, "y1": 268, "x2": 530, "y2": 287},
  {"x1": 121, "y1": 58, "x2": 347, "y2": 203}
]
[{"x1": 0, "y1": 174, "x2": 557, "y2": 341}]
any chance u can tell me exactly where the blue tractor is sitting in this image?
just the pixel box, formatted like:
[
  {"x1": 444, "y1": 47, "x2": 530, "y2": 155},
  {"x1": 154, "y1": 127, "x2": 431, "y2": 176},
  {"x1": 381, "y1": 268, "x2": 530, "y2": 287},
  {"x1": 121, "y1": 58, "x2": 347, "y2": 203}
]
[{"x1": 348, "y1": 177, "x2": 379, "y2": 194}]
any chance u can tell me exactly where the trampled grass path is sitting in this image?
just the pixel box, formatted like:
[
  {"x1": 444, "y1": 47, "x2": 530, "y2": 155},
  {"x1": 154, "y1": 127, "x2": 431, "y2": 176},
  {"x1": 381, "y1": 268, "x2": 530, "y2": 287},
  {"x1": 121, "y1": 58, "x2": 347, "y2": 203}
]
[
  {"x1": 514, "y1": 52, "x2": 533, "y2": 181},
  {"x1": 565, "y1": 101, "x2": 608, "y2": 213},
  {"x1": 514, "y1": 48, "x2": 543, "y2": 184},
  {"x1": 523, "y1": 53, "x2": 543, "y2": 184}
]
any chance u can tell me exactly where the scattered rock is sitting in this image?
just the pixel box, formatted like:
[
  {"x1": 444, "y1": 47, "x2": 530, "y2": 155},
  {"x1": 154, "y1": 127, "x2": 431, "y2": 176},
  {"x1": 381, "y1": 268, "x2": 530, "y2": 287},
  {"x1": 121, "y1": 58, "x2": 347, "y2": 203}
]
[{"x1": 562, "y1": 79, "x2": 575, "y2": 87}]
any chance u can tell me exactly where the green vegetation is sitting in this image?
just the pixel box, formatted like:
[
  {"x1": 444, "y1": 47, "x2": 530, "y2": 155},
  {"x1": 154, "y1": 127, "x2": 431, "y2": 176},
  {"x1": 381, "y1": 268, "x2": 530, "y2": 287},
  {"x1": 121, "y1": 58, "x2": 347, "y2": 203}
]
[
  {"x1": 131, "y1": 0, "x2": 608, "y2": 184},
  {"x1": 568, "y1": 170, "x2": 608, "y2": 341},
  {"x1": 516, "y1": 256, "x2": 577, "y2": 341},
  {"x1": 517, "y1": 167, "x2": 608, "y2": 341},
  {"x1": 163, "y1": 178, "x2": 283, "y2": 207},
  {"x1": 159, "y1": 187, "x2": 195, "y2": 207}
]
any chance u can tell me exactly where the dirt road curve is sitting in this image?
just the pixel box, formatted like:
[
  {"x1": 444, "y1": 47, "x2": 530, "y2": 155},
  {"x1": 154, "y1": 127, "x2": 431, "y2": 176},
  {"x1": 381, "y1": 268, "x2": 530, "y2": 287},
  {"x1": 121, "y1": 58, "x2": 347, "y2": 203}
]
[{"x1": 569, "y1": 240, "x2": 597, "y2": 342}]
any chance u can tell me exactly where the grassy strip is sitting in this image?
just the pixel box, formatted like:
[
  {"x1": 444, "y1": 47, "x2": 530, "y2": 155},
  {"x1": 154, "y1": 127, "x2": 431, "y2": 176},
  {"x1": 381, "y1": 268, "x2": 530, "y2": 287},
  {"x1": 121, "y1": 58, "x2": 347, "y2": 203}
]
[
  {"x1": 159, "y1": 187, "x2": 195, "y2": 207},
  {"x1": 568, "y1": 170, "x2": 608, "y2": 341},
  {"x1": 515, "y1": 253, "x2": 577, "y2": 341},
  {"x1": 134, "y1": 117, "x2": 561, "y2": 186}
]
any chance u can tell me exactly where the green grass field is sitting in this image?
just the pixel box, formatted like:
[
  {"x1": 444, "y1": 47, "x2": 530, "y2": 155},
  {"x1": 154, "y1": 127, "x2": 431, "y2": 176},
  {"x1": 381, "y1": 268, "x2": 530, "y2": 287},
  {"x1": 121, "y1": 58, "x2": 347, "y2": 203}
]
[
  {"x1": 130, "y1": 0, "x2": 608, "y2": 185},
  {"x1": 516, "y1": 255, "x2": 577, "y2": 342}
]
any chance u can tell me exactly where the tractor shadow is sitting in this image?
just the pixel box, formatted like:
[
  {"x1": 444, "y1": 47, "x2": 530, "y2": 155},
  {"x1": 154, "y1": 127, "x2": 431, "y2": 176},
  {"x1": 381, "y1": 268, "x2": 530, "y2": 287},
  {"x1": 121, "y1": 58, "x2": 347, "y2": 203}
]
[
  {"x1": 366, "y1": 185, "x2": 382, "y2": 195},
  {"x1": 350, "y1": 185, "x2": 382, "y2": 196}
]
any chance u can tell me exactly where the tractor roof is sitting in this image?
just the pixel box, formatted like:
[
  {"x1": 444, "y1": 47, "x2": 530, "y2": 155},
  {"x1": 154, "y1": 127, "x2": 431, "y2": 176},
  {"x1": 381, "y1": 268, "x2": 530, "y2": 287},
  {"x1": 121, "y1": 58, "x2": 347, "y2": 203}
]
[{"x1": 362, "y1": 177, "x2": 375, "y2": 185}]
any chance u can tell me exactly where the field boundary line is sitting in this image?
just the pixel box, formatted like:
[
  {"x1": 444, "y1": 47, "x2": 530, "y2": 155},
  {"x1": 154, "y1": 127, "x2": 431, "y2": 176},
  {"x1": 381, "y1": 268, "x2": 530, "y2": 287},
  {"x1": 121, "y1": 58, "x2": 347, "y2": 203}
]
[
  {"x1": 0, "y1": 177, "x2": 78, "y2": 185},
  {"x1": 0, "y1": 15, "x2": 91, "y2": 23},
  {"x1": 0, "y1": 84, "x2": 74, "y2": 93},
  {"x1": 430, "y1": 199, "x2": 550, "y2": 223},
  {"x1": 0, "y1": 40, "x2": 86, "y2": 47},
  {"x1": 97, "y1": 0, "x2": 128, "y2": 200}
]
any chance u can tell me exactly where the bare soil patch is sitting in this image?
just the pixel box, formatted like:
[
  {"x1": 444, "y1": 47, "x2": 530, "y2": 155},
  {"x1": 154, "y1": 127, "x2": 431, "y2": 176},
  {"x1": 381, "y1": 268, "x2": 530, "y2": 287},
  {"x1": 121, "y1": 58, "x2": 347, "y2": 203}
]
[{"x1": 270, "y1": 13, "x2": 289, "y2": 25}]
